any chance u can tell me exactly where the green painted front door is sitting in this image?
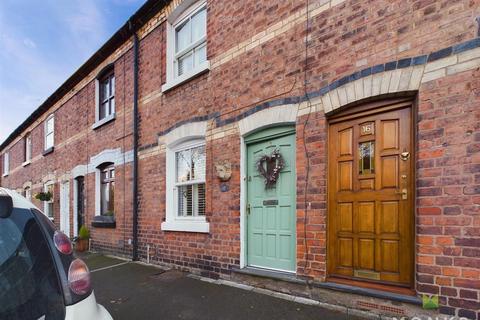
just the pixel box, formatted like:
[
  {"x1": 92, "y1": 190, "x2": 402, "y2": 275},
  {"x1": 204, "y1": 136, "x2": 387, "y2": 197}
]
[{"x1": 246, "y1": 128, "x2": 296, "y2": 272}]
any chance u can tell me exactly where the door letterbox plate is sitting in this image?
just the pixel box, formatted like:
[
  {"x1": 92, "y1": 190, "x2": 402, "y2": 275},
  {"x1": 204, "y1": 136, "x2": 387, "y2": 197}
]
[{"x1": 263, "y1": 200, "x2": 278, "y2": 206}]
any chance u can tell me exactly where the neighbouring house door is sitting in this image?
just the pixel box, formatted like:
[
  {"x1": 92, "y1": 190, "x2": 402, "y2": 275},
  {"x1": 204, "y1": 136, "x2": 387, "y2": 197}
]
[
  {"x1": 60, "y1": 181, "x2": 70, "y2": 237},
  {"x1": 74, "y1": 177, "x2": 85, "y2": 237},
  {"x1": 328, "y1": 101, "x2": 414, "y2": 287},
  {"x1": 246, "y1": 127, "x2": 296, "y2": 272}
]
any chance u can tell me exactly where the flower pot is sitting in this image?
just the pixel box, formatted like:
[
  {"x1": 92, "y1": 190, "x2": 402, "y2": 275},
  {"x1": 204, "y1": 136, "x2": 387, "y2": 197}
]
[{"x1": 76, "y1": 238, "x2": 89, "y2": 252}]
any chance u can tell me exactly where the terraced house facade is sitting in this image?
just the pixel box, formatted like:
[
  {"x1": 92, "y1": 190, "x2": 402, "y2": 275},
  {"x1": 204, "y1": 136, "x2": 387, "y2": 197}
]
[{"x1": 1, "y1": 0, "x2": 479, "y2": 318}]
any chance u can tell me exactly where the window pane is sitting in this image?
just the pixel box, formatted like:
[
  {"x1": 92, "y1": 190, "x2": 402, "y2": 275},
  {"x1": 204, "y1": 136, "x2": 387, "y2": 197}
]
[
  {"x1": 110, "y1": 98, "x2": 115, "y2": 115},
  {"x1": 178, "y1": 185, "x2": 193, "y2": 216},
  {"x1": 177, "y1": 53, "x2": 193, "y2": 76},
  {"x1": 47, "y1": 118, "x2": 54, "y2": 133},
  {"x1": 176, "y1": 20, "x2": 191, "y2": 53},
  {"x1": 100, "y1": 101, "x2": 108, "y2": 119},
  {"x1": 47, "y1": 203, "x2": 54, "y2": 218},
  {"x1": 191, "y1": 8, "x2": 206, "y2": 43},
  {"x1": 359, "y1": 141, "x2": 375, "y2": 174},
  {"x1": 176, "y1": 149, "x2": 191, "y2": 182},
  {"x1": 109, "y1": 182, "x2": 115, "y2": 213},
  {"x1": 101, "y1": 183, "x2": 109, "y2": 215},
  {"x1": 46, "y1": 134, "x2": 54, "y2": 149},
  {"x1": 110, "y1": 76, "x2": 115, "y2": 97},
  {"x1": 196, "y1": 183, "x2": 206, "y2": 216},
  {"x1": 194, "y1": 45, "x2": 207, "y2": 67},
  {"x1": 102, "y1": 80, "x2": 109, "y2": 101},
  {"x1": 191, "y1": 145, "x2": 206, "y2": 180}
]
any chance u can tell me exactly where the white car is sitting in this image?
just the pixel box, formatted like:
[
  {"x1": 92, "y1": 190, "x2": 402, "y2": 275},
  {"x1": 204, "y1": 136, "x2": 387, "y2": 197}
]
[{"x1": 0, "y1": 188, "x2": 112, "y2": 320}]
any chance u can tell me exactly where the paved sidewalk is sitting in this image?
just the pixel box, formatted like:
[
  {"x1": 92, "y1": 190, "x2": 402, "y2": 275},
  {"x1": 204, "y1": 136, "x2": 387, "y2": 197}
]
[{"x1": 83, "y1": 253, "x2": 367, "y2": 320}]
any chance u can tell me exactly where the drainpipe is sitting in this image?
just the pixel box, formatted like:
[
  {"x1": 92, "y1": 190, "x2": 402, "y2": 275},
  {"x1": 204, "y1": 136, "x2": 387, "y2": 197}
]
[{"x1": 129, "y1": 19, "x2": 140, "y2": 261}]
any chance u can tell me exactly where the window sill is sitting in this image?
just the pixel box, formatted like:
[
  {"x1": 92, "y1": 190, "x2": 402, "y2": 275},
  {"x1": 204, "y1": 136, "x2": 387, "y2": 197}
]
[
  {"x1": 161, "y1": 220, "x2": 209, "y2": 233},
  {"x1": 92, "y1": 215, "x2": 116, "y2": 228},
  {"x1": 2, "y1": 173, "x2": 8, "y2": 178},
  {"x1": 22, "y1": 160, "x2": 31, "y2": 167},
  {"x1": 161, "y1": 61, "x2": 210, "y2": 93},
  {"x1": 92, "y1": 114, "x2": 116, "y2": 130},
  {"x1": 43, "y1": 147, "x2": 54, "y2": 156}
]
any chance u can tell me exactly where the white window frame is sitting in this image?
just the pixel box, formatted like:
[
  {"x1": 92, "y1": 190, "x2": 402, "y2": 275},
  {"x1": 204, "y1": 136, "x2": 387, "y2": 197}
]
[
  {"x1": 44, "y1": 115, "x2": 55, "y2": 151},
  {"x1": 173, "y1": 140, "x2": 206, "y2": 218},
  {"x1": 162, "y1": 126, "x2": 209, "y2": 233},
  {"x1": 24, "y1": 133, "x2": 32, "y2": 165},
  {"x1": 93, "y1": 69, "x2": 116, "y2": 129},
  {"x1": 162, "y1": 0, "x2": 209, "y2": 92},
  {"x1": 2, "y1": 152, "x2": 9, "y2": 177},
  {"x1": 44, "y1": 181, "x2": 55, "y2": 220}
]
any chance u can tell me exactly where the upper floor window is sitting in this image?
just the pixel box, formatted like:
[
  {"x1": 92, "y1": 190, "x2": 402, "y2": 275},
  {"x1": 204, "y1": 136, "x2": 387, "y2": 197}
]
[
  {"x1": 93, "y1": 66, "x2": 116, "y2": 129},
  {"x1": 100, "y1": 163, "x2": 115, "y2": 216},
  {"x1": 2, "y1": 152, "x2": 9, "y2": 176},
  {"x1": 99, "y1": 72, "x2": 115, "y2": 120},
  {"x1": 44, "y1": 115, "x2": 54, "y2": 151},
  {"x1": 175, "y1": 5, "x2": 206, "y2": 77},
  {"x1": 24, "y1": 133, "x2": 32, "y2": 163},
  {"x1": 162, "y1": 1, "x2": 209, "y2": 92}
]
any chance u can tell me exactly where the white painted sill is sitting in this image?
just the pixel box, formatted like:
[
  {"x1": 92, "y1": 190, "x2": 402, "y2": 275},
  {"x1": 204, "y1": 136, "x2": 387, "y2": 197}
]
[
  {"x1": 2, "y1": 173, "x2": 8, "y2": 178},
  {"x1": 161, "y1": 61, "x2": 210, "y2": 93},
  {"x1": 161, "y1": 220, "x2": 210, "y2": 233},
  {"x1": 92, "y1": 113, "x2": 116, "y2": 130},
  {"x1": 22, "y1": 160, "x2": 31, "y2": 167}
]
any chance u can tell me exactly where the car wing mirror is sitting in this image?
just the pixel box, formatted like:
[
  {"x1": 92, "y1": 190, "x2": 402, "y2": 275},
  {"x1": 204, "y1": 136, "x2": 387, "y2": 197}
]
[{"x1": 0, "y1": 191, "x2": 13, "y2": 218}]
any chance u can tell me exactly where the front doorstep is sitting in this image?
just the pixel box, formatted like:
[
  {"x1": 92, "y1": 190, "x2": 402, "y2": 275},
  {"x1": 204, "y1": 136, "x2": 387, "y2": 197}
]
[
  {"x1": 315, "y1": 280, "x2": 421, "y2": 306},
  {"x1": 230, "y1": 267, "x2": 430, "y2": 319},
  {"x1": 232, "y1": 266, "x2": 307, "y2": 285}
]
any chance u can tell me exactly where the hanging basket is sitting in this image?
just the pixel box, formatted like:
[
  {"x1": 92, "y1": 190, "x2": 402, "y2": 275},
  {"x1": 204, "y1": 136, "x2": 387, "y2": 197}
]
[{"x1": 35, "y1": 191, "x2": 53, "y2": 202}]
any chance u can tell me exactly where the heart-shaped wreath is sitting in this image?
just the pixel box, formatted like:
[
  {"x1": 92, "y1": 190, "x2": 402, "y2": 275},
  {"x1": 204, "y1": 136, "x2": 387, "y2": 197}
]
[{"x1": 256, "y1": 149, "x2": 285, "y2": 188}]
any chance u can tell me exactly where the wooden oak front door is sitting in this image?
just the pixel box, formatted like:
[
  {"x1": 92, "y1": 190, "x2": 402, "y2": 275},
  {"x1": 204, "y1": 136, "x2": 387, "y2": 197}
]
[
  {"x1": 246, "y1": 127, "x2": 296, "y2": 272},
  {"x1": 328, "y1": 100, "x2": 414, "y2": 287}
]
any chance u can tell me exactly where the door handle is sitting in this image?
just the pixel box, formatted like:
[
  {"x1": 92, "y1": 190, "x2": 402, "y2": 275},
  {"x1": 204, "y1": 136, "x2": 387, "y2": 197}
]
[
  {"x1": 247, "y1": 203, "x2": 251, "y2": 215},
  {"x1": 395, "y1": 188, "x2": 408, "y2": 200}
]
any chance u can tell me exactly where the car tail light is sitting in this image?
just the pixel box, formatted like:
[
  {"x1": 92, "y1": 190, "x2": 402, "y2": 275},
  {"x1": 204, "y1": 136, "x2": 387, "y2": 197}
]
[
  {"x1": 68, "y1": 258, "x2": 91, "y2": 295},
  {"x1": 53, "y1": 230, "x2": 73, "y2": 255}
]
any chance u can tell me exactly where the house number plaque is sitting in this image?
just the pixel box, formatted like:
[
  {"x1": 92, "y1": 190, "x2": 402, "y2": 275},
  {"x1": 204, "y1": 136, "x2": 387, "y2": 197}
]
[{"x1": 360, "y1": 122, "x2": 374, "y2": 136}]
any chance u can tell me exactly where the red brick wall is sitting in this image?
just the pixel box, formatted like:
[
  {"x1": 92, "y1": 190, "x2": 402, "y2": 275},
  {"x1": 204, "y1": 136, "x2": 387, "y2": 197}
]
[{"x1": 416, "y1": 68, "x2": 480, "y2": 318}]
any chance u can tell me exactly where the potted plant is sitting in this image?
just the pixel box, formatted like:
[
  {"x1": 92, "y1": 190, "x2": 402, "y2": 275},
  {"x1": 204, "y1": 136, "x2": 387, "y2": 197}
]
[{"x1": 76, "y1": 225, "x2": 90, "y2": 252}]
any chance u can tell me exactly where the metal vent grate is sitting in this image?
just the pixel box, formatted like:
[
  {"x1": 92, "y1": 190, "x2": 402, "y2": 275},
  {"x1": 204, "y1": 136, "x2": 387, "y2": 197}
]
[{"x1": 356, "y1": 300, "x2": 406, "y2": 316}]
